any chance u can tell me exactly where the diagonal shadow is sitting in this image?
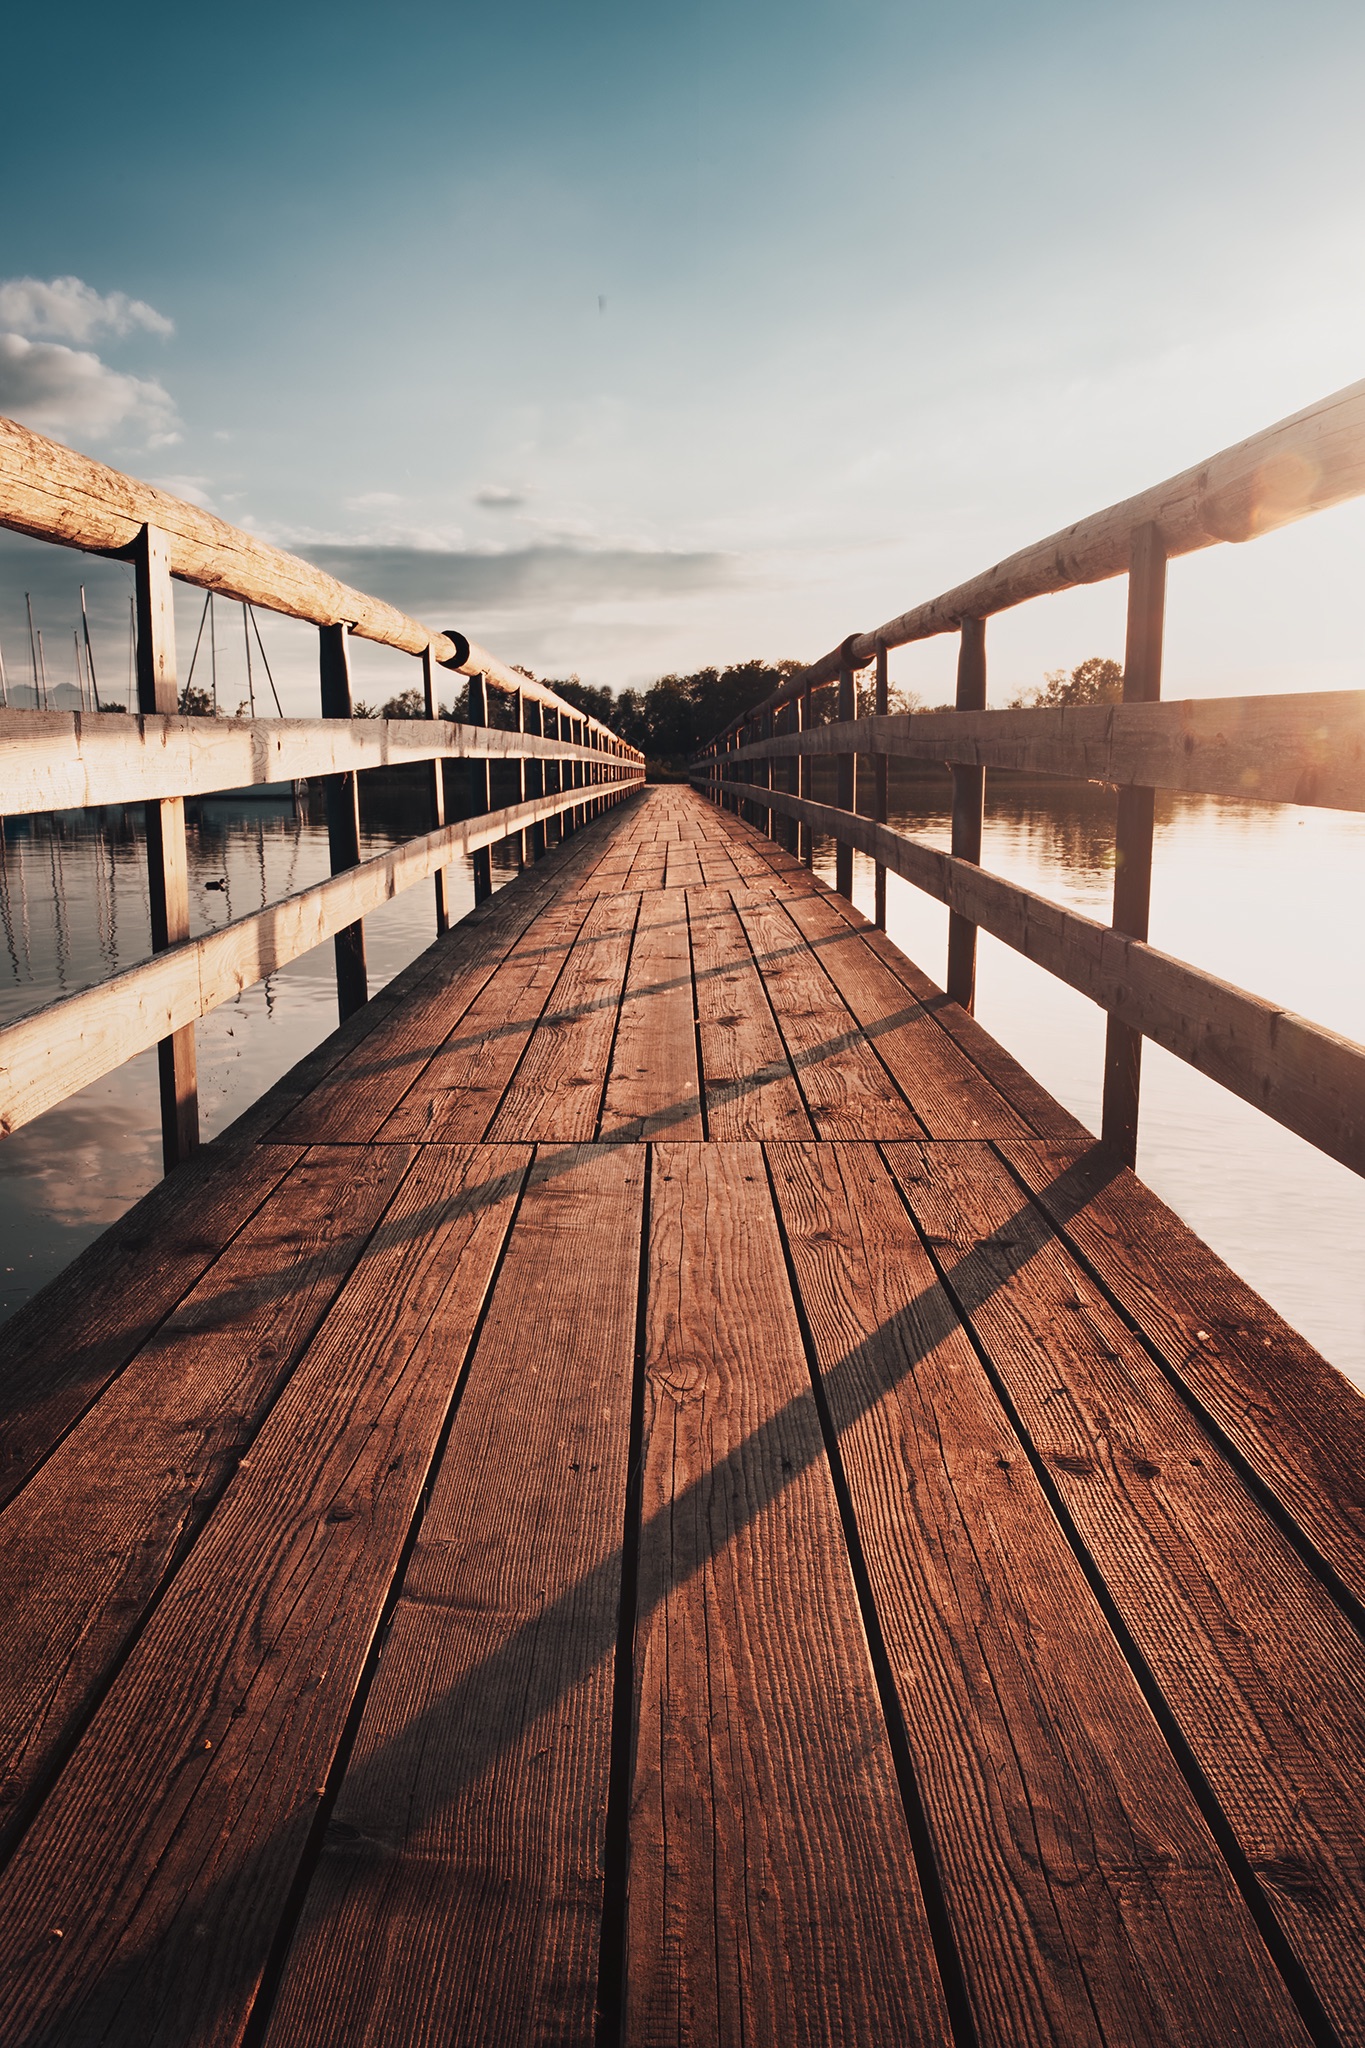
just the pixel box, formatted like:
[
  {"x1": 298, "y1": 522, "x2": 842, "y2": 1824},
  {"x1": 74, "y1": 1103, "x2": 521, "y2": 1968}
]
[{"x1": 0, "y1": 1143, "x2": 1131, "y2": 2047}]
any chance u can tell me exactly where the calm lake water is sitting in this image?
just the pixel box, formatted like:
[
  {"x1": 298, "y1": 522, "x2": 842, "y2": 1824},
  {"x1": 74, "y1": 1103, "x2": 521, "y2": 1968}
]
[{"x1": 3, "y1": 770, "x2": 1363, "y2": 1392}]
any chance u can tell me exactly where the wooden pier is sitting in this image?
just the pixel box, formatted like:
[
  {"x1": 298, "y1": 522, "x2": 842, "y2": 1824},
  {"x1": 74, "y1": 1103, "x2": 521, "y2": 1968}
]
[{"x1": 2, "y1": 784, "x2": 1365, "y2": 2046}]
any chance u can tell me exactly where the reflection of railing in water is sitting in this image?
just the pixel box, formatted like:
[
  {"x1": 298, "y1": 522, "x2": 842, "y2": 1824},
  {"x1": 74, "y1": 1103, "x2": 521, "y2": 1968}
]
[
  {"x1": 0, "y1": 417, "x2": 645, "y2": 1169},
  {"x1": 693, "y1": 377, "x2": 1365, "y2": 1175}
]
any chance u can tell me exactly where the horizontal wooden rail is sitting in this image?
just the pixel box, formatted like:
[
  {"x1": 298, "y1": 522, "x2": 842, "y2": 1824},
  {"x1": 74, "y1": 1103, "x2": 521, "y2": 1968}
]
[
  {"x1": 0, "y1": 708, "x2": 638, "y2": 818},
  {"x1": 696, "y1": 773, "x2": 1365, "y2": 1176},
  {"x1": 712, "y1": 376, "x2": 1365, "y2": 734},
  {"x1": 0, "y1": 416, "x2": 641, "y2": 753},
  {"x1": 715, "y1": 689, "x2": 1365, "y2": 812},
  {"x1": 0, "y1": 779, "x2": 639, "y2": 1139}
]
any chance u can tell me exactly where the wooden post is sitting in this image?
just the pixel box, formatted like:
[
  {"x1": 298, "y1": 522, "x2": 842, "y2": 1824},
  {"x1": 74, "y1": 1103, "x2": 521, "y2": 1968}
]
[
  {"x1": 469, "y1": 672, "x2": 493, "y2": 900},
  {"x1": 134, "y1": 524, "x2": 198, "y2": 1170},
  {"x1": 421, "y1": 646, "x2": 449, "y2": 933},
  {"x1": 836, "y1": 648, "x2": 855, "y2": 899},
  {"x1": 1101, "y1": 522, "x2": 1167, "y2": 1165},
  {"x1": 873, "y1": 640, "x2": 889, "y2": 928},
  {"x1": 799, "y1": 689, "x2": 813, "y2": 865},
  {"x1": 762, "y1": 706, "x2": 774, "y2": 837},
  {"x1": 529, "y1": 699, "x2": 547, "y2": 859},
  {"x1": 319, "y1": 623, "x2": 368, "y2": 1020},
  {"x1": 514, "y1": 689, "x2": 527, "y2": 865},
  {"x1": 784, "y1": 699, "x2": 800, "y2": 855},
  {"x1": 945, "y1": 617, "x2": 987, "y2": 1009}
]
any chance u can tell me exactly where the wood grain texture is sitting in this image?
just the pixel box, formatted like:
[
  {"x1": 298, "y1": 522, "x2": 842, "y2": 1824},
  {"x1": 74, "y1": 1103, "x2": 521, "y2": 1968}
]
[
  {"x1": 486, "y1": 890, "x2": 639, "y2": 1142},
  {"x1": 999, "y1": 1137, "x2": 1365, "y2": 1612},
  {"x1": 263, "y1": 1143, "x2": 643, "y2": 2048},
  {"x1": 884, "y1": 1138, "x2": 1365, "y2": 2045},
  {"x1": 0, "y1": 1143, "x2": 413, "y2": 1849},
  {"x1": 0, "y1": 1139, "x2": 299, "y2": 1509},
  {"x1": 627, "y1": 1142, "x2": 953, "y2": 2048},
  {"x1": 799, "y1": 880, "x2": 1089, "y2": 1139},
  {"x1": 0, "y1": 707, "x2": 635, "y2": 817},
  {"x1": 375, "y1": 893, "x2": 594, "y2": 1142},
  {"x1": 600, "y1": 888, "x2": 704, "y2": 1139},
  {"x1": 779, "y1": 882, "x2": 1028, "y2": 1137},
  {"x1": 259, "y1": 802, "x2": 629, "y2": 1146},
  {"x1": 0, "y1": 1142, "x2": 529, "y2": 2048},
  {"x1": 732, "y1": 888, "x2": 926, "y2": 1138},
  {"x1": 771, "y1": 1140, "x2": 1309, "y2": 2048},
  {"x1": 687, "y1": 888, "x2": 813, "y2": 1139}
]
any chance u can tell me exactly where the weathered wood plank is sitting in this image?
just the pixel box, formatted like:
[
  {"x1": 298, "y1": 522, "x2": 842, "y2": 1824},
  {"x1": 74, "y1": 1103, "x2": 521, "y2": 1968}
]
[
  {"x1": 772, "y1": 1140, "x2": 1310, "y2": 2048},
  {"x1": 687, "y1": 888, "x2": 813, "y2": 1139},
  {"x1": 486, "y1": 891, "x2": 639, "y2": 1142},
  {"x1": 600, "y1": 888, "x2": 704, "y2": 1140},
  {"x1": 0, "y1": 1140, "x2": 300, "y2": 1510},
  {"x1": 274, "y1": 865, "x2": 590, "y2": 1145},
  {"x1": 799, "y1": 879, "x2": 1090, "y2": 1139},
  {"x1": 376, "y1": 893, "x2": 595, "y2": 1142},
  {"x1": 707, "y1": 778, "x2": 1365, "y2": 1174},
  {"x1": 885, "y1": 1139, "x2": 1365, "y2": 2044},
  {"x1": 627, "y1": 1142, "x2": 954, "y2": 2047},
  {"x1": 263, "y1": 1143, "x2": 643, "y2": 2048},
  {"x1": 0, "y1": 1142, "x2": 528, "y2": 2048},
  {"x1": 0, "y1": 707, "x2": 635, "y2": 818},
  {"x1": 778, "y1": 883, "x2": 1029, "y2": 1138},
  {"x1": 998, "y1": 1137, "x2": 1365, "y2": 1614},
  {"x1": 0, "y1": 1143, "x2": 413, "y2": 1850},
  {"x1": 732, "y1": 889, "x2": 926, "y2": 1139}
]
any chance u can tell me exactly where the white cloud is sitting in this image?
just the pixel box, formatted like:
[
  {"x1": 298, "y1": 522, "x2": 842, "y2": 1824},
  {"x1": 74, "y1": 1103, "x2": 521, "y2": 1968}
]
[
  {"x1": 475, "y1": 484, "x2": 527, "y2": 509},
  {"x1": 0, "y1": 333, "x2": 180, "y2": 445},
  {"x1": 149, "y1": 474, "x2": 216, "y2": 509},
  {"x1": 0, "y1": 274, "x2": 173, "y2": 343}
]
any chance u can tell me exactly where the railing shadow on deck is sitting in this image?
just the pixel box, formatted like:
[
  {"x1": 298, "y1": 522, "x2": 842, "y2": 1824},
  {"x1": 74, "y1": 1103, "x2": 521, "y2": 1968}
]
[{"x1": 12, "y1": 1123, "x2": 1363, "y2": 2048}]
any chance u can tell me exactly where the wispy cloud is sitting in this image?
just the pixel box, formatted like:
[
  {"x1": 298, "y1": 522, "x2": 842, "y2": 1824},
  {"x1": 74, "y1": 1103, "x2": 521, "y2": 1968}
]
[
  {"x1": 302, "y1": 541, "x2": 733, "y2": 617},
  {"x1": 0, "y1": 274, "x2": 180, "y2": 448},
  {"x1": 0, "y1": 335, "x2": 180, "y2": 446},
  {"x1": 474, "y1": 484, "x2": 526, "y2": 509},
  {"x1": 0, "y1": 275, "x2": 173, "y2": 343}
]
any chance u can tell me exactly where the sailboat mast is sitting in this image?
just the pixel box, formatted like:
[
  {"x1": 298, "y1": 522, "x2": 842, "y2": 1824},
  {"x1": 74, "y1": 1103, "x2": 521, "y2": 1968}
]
[
  {"x1": 80, "y1": 585, "x2": 102, "y2": 711},
  {"x1": 25, "y1": 593, "x2": 39, "y2": 707}
]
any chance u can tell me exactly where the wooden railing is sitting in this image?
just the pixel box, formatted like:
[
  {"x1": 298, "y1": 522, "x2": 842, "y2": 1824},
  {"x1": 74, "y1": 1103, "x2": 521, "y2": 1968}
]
[
  {"x1": 692, "y1": 378, "x2": 1365, "y2": 1175},
  {"x1": 0, "y1": 417, "x2": 644, "y2": 1169}
]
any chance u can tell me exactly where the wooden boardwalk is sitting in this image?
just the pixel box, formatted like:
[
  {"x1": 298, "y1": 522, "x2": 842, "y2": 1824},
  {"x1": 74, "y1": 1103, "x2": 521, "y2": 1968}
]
[{"x1": 2, "y1": 784, "x2": 1365, "y2": 2048}]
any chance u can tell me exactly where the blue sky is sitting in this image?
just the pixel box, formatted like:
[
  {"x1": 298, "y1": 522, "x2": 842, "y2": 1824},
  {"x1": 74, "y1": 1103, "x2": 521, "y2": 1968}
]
[{"x1": 2, "y1": 0, "x2": 1363, "y2": 709}]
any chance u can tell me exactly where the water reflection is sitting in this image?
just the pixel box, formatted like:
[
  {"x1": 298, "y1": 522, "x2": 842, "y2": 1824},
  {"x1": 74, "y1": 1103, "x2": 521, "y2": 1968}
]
[{"x1": 0, "y1": 778, "x2": 486, "y2": 1318}]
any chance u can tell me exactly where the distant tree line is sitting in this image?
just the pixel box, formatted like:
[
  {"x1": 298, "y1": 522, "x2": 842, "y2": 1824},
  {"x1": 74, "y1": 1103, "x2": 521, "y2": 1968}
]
[{"x1": 176, "y1": 651, "x2": 1123, "y2": 771}]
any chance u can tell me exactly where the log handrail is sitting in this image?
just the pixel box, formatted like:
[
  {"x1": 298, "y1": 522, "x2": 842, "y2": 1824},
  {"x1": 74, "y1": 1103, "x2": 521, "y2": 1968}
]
[
  {"x1": 0, "y1": 420, "x2": 644, "y2": 1168},
  {"x1": 709, "y1": 375, "x2": 1365, "y2": 735},
  {"x1": 0, "y1": 708, "x2": 638, "y2": 817},
  {"x1": 692, "y1": 377, "x2": 1365, "y2": 1173},
  {"x1": 711, "y1": 690, "x2": 1365, "y2": 812},
  {"x1": 0, "y1": 415, "x2": 639, "y2": 737}
]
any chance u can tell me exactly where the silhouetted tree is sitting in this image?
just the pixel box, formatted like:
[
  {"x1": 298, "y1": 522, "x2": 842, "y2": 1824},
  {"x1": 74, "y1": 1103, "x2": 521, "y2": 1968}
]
[{"x1": 1009, "y1": 657, "x2": 1123, "y2": 709}]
